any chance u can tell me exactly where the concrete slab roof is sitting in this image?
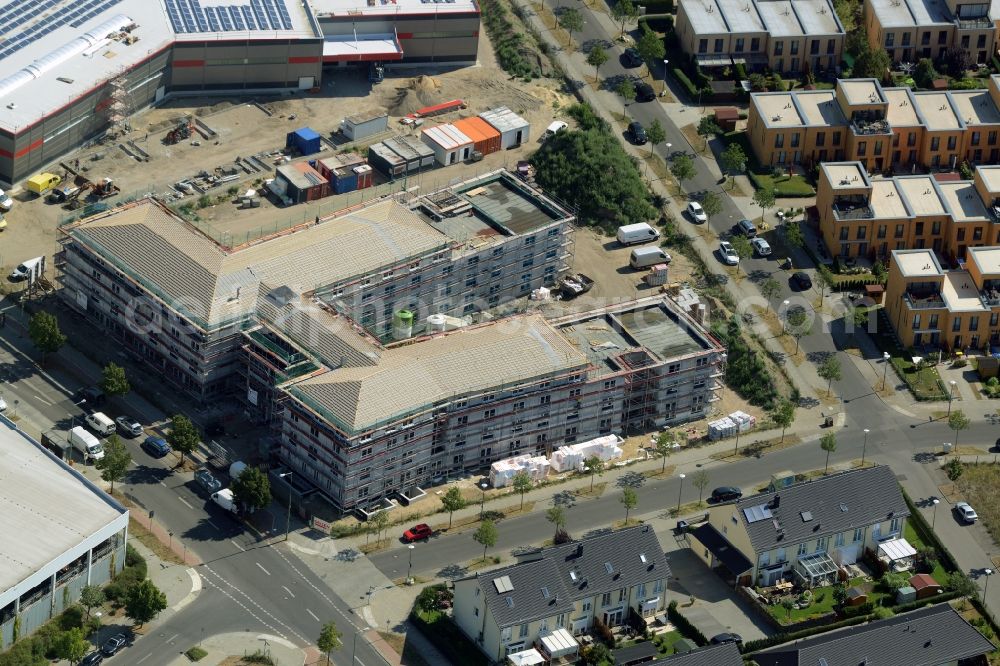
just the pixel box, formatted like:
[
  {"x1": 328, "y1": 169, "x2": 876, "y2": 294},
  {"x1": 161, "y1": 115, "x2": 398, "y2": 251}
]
[
  {"x1": 756, "y1": 1, "x2": 804, "y2": 35},
  {"x1": 912, "y1": 92, "x2": 961, "y2": 130},
  {"x1": 893, "y1": 249, "x2": 942, "y2": 277},
  {"x1": 754, "y1": 93, "x2": 806, "y2": 127},
  {"x1": 938, "y1": 182, "x2": 990, "y2": 221},
  {"x1": 716, "y1": 0, "x2": 766, "y2": 32},
  {"x1": 792, "y1": 0, "x2": 841, "y2": 34},
  {"x1": 976, "y1": 165, "x2": 1000, "y2": 193},
  {"x1": 840, "y1": 79, "x2": 884, "y2": 105},
  {"x1": 896, "y1": 177, "x2": 946, "y2": 216},
  {"x1": 680, "y1": 0, "x2": 730, "y2": 34},
  {"x1": 870, "y1": 180, "x2": 909, "y2": 218},
  {"x1": 0, "y1": 421, "x2": 127, "y2": 596},
  {"x1": 949, "y1": 91, "x2": 1000, "y2": 126},
  {"x1": 869, "y1": 0, "x2": 917, "y2": 27},
  {"x1": 904, "y1": 0, "x2": 952, "y2": 25},
  {"x1": 968, "y1": 246, "x2": 1000, "y2": 276},
  {"x1": 821, "y1": 162, "x2": 868, "y2": 189},
  {"x1": 307, "y1": 0, "x2": 479, "y2": 17},
  {"x1": 796, "y1": 91, "x2": 847, "y2": 125},
  {"x1": 883, "y1": 88, "x2": 920, "y2": 126},
  {"x1": 942, "y1": 270, "x2": 987, "y2": 311}
]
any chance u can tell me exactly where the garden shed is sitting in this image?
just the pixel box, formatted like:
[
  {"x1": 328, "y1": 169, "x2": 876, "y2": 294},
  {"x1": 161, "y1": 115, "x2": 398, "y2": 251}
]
[
  {"x1": 846, "y1": 586, "x2": 868, "y2": 606},
  {"x1": 910, "y1": 573, "x2": 943, "y2": 599}
]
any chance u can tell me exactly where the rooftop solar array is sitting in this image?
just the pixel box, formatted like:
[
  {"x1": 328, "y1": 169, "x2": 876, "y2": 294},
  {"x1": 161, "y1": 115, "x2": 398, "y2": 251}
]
[
  {"x1": 165, "y1": 0, "x2": 293, "y2": 33},
  {"x1": 0, "y1": 0, "x2": 123, "y2": 59}
]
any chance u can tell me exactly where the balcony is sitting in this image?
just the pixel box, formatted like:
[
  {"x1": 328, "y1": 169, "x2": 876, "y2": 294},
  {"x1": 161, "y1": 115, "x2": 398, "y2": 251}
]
[
  {"x1": 833, "y1": 202, "x2": 875, "y2": 220},
  {"x1": 982, "y1": 287, "x2": 1000, "y2": 306},
  {"x1": 956, "y1": 16, "x2": 992, "y2": 29},
  {"x1": 904, "y1": 291, "x2": 945, "y2": 309},
  {"x1": 852, "y1": 118, "x2": 891, "y2": 135}
]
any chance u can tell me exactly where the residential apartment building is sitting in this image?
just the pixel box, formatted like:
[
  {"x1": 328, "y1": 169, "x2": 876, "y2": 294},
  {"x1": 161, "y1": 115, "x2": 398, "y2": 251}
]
[
  {"x1": 57, "y1": 170, "x2": 573, "y2": 402},
  {"x1": 816, "y1": 161, "x2": 1000, "y2": 261},
  {"x1": 747, "y1": 76, "x2": 1000, "y2": 171},
  {"x1": 885, "y1": 246, "x2": 1000, "y2": 350},
  {"x1": 273, "y1": 296, "x2": 726, "y2": 512},
  {"x1": 691, "y1": 466, "x2": 910, "y2": 587},
  {"x1": 452, "y1": 525, "x2": 671, "y2": 663},
  {"x1": 755, "y1": 604, "x2": 996, "y2": 666},
  {"x1": 865, "y1": 0, "x2": 997, "y2": 66},
  {"x1": 675, "y1": 0, "x2": 844, "y2": 74}
]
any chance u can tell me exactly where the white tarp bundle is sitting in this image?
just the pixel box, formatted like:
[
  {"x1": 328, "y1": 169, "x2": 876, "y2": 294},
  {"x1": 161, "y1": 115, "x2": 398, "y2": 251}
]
[
  {"x1": 489, "y1": 454, "x2": 550, "y2": 488},
  {"x1": 729, "y1": 411, "x2": 757, "y2": 433},
  {"x1": 708, "y1": 417, "x2": 737, "y2": 440},
  {"x1": 549, "y1": 434, "x2": 624, "y2": 472}
]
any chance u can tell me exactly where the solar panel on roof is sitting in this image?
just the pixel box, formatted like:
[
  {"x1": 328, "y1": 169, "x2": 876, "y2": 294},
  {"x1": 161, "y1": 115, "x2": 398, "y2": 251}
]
[
  {"x1": 742, "y1": 504, "x2": 774, "y2": 524},
  {"x1": 204, "y1": 6, "x2": 220, "y2": 31},
  {"x1": 228, "y1": 6, "x2": 244, "y2": 29},
  {"x1": 250, "y1": 0, "x2": 268, "y2": 29},
  {"x1": 240, "y1": 5, "x2": 255, "y2": 29}
]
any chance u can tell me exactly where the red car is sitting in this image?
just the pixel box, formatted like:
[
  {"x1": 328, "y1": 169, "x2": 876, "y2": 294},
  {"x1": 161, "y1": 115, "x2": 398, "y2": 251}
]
[{"x1": 403, "y1": 524, "x2": 433, "y2": 542}]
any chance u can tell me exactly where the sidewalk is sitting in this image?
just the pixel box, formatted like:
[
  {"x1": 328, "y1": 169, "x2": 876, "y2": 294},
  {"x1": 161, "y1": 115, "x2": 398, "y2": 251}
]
[{"x1": 166, "y1": 632, "x2": 305, "y2": 666}]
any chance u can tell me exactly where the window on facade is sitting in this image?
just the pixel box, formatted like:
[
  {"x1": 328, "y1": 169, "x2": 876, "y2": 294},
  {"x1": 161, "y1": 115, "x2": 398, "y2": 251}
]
[
  {"x1": 947, "y1": 136, "x2": 957, "y2": 150},
  {"x1": 775, "y1": 135, "x2": 784, "y2": 148},
  {"x1": 939, "y1": 30, "x2": 947, "y2": 44},
  {"x1": 931, "y1": 137, "x2": 940, "y2": 151},
  {"x1": 791, "y1": 133, "x2": 800, "y2": 148},
  {"x1": 932, "y1": 220, "x2": 941, "y2": 234},
  {"x1": 895, "y1": 224, "x2": 904, "y2": 238},
  {"x1": 776, "y1": 548, "x2": 787, "y2": 563},
  {"x1": 990, "y1": 131, "x2": 998, "y2": 145},
  {"x1": 816, "y1": 132, "x2": 825, "y2": 147},
  {"x1": 874, "y1": 141, "x2": 882, "y2": 156},
  {"x1": 885, "y1": 33, "x2": 894, "y2": 46},
  {"x1": 751, "y1": 37, "x2": 760, "y2": 51},
  {"x1": 832, "y1": 131, "x2": 841, "y2": 145},
  {"x1": 797, "y1": 543, "x2": 807, "y2": 556},
  {"x1": 970, "y1": 316, "x2": 980, "y2": 330},
  {"x1": 698, "y1": 39, "x2": 708, "y2": 53},
  {"x1": 735, "y1": 38, "x2": 745, "y2": 52},
  {"x1": 774, "y1": 40, "x2": 783, "y2": 55},
  {"x1": 760, "y1": 551, "x2": 771, "y2": 567},
  {"x1": 877, "y1": 225, "x2": 886, "y2": 239},
  {"x1": 913, "y1": 314, "x2": 921, "y2": 330},
  {"x1": 957, "y1": 228, "x2": 966, "y2": 241},
  {"x1": 974, "y1": 227, "x2": 983, "y2": 241},
  {"x1": 978, "y1": 34, "x2": 987, "y2": 48},
  {"x1": 854, "y1": 528, "x2": 864, "y2": 542},
  {"x1": 810, "y1": 40, "x2": 819, "y2": 54},
  {"x1": 815, "y1": 537, "x2": 827, "y2": 552},
  {"x1": 827, "y1": 38, "x2": 835, "y2": 53},
  {"x1": 791, "y1": 41, "x2": 799, "y2": 54},
  {"x1": 857, "y1": 141, "x2": 866, "y2": 156},
  {"x1": 856, "y1": 227, "x2": 866, "y2": 240},
  {"x1": 972, "y1": 131, "x2": 981, "y2": 146},
  {"x1": 961, "y1": 35, "x2": 970, "y2": 48},
  {"x1": 953, "y1": 318, "x2": 962, "y2": 332},
  {"x1": 601, "y1": 592, "x2": 612, "y2": 607},
  {"x1": 929, "y1": 314, "x2": 939, "y2": 329},
  {"x1": 840, "y1": 227, "x2": 849, "y2": 241},
  {"x1": 901, "y1": 32, "x2": 910, "y2": 45}
]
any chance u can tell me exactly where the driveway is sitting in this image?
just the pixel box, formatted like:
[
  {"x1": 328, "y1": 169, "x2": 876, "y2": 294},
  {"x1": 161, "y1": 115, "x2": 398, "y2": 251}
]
[{"x1": 664, "y1": 542, "x2": 773, "y2": 641}]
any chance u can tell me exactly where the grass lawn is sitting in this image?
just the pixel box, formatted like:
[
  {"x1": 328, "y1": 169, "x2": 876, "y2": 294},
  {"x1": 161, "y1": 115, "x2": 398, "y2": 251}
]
[
  {"x1": 719, "y1": 131, "x2": 816, "y2": 196},
  {"x1": 952, "y1": 463, "x2": 1000, "y2": 544},
  {"x1": 870, "y1": 325, "x2": 948, "y2": 401},
  {"x1": 904, "y1": 522, "x2": 950, "y2": 582},
  {"x1": 652, "y1": 630, "x2": 686, "y2": 655},
  {"x1": 767, "y1": 582, "x2": 849, "y2": 624}
]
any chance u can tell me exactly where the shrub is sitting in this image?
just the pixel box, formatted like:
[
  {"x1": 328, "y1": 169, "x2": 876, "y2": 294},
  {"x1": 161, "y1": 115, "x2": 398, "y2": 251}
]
[
  {"x1": 480, "y1": 0, "x2": 540, "y2": 79},
  {"x1": 58, "y1": 606, "x2": 84, "y2": 631},
  {"x1": 186, "y1": 646, "x2": 208, "y2": 662},
  {"x1": 592, "y1": 616, "x2": 616, "y2": 647}
]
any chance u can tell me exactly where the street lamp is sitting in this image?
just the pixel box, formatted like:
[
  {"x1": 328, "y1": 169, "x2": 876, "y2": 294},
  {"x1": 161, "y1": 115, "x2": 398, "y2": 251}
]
[
  {"x1": 479, "y1": 482, "x2": 488, "y2": 520},
  {"x1": 279, "y1": 472, "x2": 293, "y2": 541},
  {"x1": 781, "y1": 300, "x2": 790, "y2": 334},
  {"x1": 862, "y1": 429, "x2": 870, "y2": 467},
  {"x1": 676, "y1": 473, "x2": 686, "y2": 512},
  {"x1": 947, "y1": 380, "x2": 957, "y2": 417},
  {"x1": 70, "y1": 398, "x2": 86, "y2": 428},
  {"x1": 881, "y1": 351, "x2": 891, "y2": 391},
  {"x1": 932, "y1": 498, "x2": 940, "y2": 528},
  {"x1": 985, "y1": 569, "x2": 994, "y2": 601},
  {"x1": 407, "y1": 544, "x2": 415, "y2": 585}
]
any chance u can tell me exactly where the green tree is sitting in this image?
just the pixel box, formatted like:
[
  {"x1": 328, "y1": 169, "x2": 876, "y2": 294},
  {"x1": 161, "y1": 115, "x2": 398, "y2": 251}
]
[
  {"x1": 730, "y1": 235, "x2": 753, "y2": 271},
  {"x1": 231, "y1": 466, "x2": 271, "y2": 513},
  {"x1": 512, "y1": 470, "x2": 533, "y2": 510},
  {"x1": 914, "y1": 58, "x2": 938, "y2": 88},
  {"x1": 720, "y1": 143, "x2": 747, "y2": 190},
  {"x1": 787, "y1": 310, "x2": 808, "y2": 354},
  {"x1": 99, "y1": 362, "x2": 131, "y2": 397},
  {"x1": 751, "y1": 186, "x2": 776, "y2": 223},
  {"x1": 770, "y1": 398, "x2": 795, "y2": 443},
  {"x1": 653, "y1": 431, "x2": 674, "y2": 473},
  {"x1": 832, "y1": 0, "x2": 858, "y2": 31},
  {"x1": 820, "y1": 432, "x2": 837, "y2": 474},
  {"x1": 584, "y1": 455, "x2": 605, "y2": 491},
  {"x1": 697, "y1": 116, "x2": 723, "y2": 151},
  {"x1": 368, "y1": 509, "x2": 389, "y2": 545},
  {"x1": 761, "y1": 277, "x2": 781, "y2": 309},
  {"x1": 949, "y1": 409, "x2": 971, "y2": 446},
  {"x1": 670, "y1": 154, "x2": 696, "y2": 193},
  {"x1": 784, "y1": 220, "x2": 805, "y2": 249},
  {"x1": 850, "y1": 305, "x2": 870, "y2": 337},
  {"x1": 818, "y1": 355, "x2": 842, "y2": 397},
  {"x1": 646, "y1": 118, "x2": 666, "y2": 156},
  {"x1": 473, "y1": 519, "x2": 498, "y2": 561},
  {"x1": 946, "y1": 570, "x2": 977, "y2": 597},
  {"x1": 167, "y1": 414, "x2": 200, "y2": 464},
  {"x1": 586, "y1": 45, "x2": 608, "y2": 82},
  {"x1": 616, "y1": 77, "x2": 637, "y2": 116},
  {"x1": 611, "y1": 0, "x2": 638, "y2": 36},
  {"x1": 583, "y1": 643, "x2": 613, "y2": 665},
  {"x1": 691, "y1": 469, "x2": 710, "y2": 504},
  {"x1": 781, "y1": 598, "x2": 795, "y2": 620},
  {"x1": 558, "y1": 8, "x2": 584, "y2": 46},
  {"x1": 853, "y1": 43, "x2": 891, "y2": 80},
  {"x1": 317, "y1": 621, "x2": 343, "y2": 666},
  {"x1": 96, "y1": 434, "x2": 131, "y2": 493},
  {"x1": 546, "y1": 505, "x2": 567, "y2": 538},
  {"x1": 701, "y1": 191, "x2": 723, "y2": 222},
  {"x1": 125, "y1": 579, "x2": 167, "y2": 628},
  {"x1": 79, "y1": 584, "x2": 105, "y2": 621},
  {"x1": 441, "y1": 487, "x2": 466, "y2": 529},
  {"x1": 816, "y1": 265, "x2": 834, "y2": 306},
  {"x1": 945, "y1": 458, "x2": 964, "y2": 481},
  {"x1": 55, "y1": 628, "x2": 89, "y2": 664},
  {"x1": 28, "y1": 310, "x2": 66, "y2": 363},
  {"x1": 940, "y1": 47, "x2": 972, "y2": 78},
  {"x1": 636, "y1": 24, "x2": 665, "y2": 78},
  {"x1": 620, "y1": 486, "x2": 638, "y2": 523}
]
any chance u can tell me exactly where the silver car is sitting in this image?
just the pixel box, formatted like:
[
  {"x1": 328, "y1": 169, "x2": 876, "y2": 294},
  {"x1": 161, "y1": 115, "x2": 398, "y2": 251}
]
[
  {"x1": 752, "y1": 237, "x2": 772, "y2": 256},
  {"x1": 954, "y1": 501, "x2": 978, "y2": 523},
  {"x1": 719, "y1": 241, "x2": 740, "y2": 265}
]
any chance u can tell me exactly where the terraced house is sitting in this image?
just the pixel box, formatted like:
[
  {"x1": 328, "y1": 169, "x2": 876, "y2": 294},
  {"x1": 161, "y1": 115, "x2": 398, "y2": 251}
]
[
  {"x1": 865, "y1": 0, "x2": 998, "y2": 66},
  {"x1": 747, "y1": 76, "x2": 1000, "y2": 171},
  {"x1": 691, "y1": 466, "x2": 910, "y2": 587},
  {"x1": 674, "y1": 0, "x2": 845, "y2": 74},
  {"x1": 452, "y1": 526, "x2": 671, "y2": 663},
  {"x1": 816, "y1": 161, "x2": 1000, "y2": 261},
  {"x1": 884, "y1": 246, "x2": 1000, "y2": 350}
]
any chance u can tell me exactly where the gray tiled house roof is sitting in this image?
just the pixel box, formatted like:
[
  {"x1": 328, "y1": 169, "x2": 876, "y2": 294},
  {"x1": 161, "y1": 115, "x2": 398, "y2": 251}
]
[
  {"x1": 467, "y1": 525, "x2": 670, "y2": 629},
  {"x1": 662, "y1": 643, "x2": 743, "y2": 666},
  {"x1": 734, "y1": 465, "x2": 908, "y2": 553},
  {"x1": 753, "y1": 604, "x2": 995, "y2": 666}
]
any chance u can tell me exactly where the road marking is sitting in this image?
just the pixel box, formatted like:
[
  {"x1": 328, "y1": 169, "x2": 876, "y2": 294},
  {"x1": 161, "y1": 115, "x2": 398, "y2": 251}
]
[
  {"x1": 137, "y1": 654, "x2": 152, "y2": 664},
  {"x1": 207, "y1": 520, "x2": 220, "y2": 530},
  {"x1": 306, "y1": 608, "x2": 319, "y2": 621},
  {"x1": 281, "y1": 585, "x2": 295, "y2": 598},
  {"x1": 231, "y1": 539, "x2": 245, "y2": 552},
  {"x1": 200, "y1": 567, "x2": 295, "y2": 642},
  {"x1": 178, "y1": 496, "x2": 193, "y2": 509},
  {"x1": 256, "y1": 562, "x2": 271, "y2": 576},
  {"x1": 33, "y1": 394, "x2": 52, "y2": 405},
  {"x1": 165, "y1": 633, "x2": 179, "y2": 644},
  {"x1": 158, "y1": 480, "x2": 168, "y2": 488}
]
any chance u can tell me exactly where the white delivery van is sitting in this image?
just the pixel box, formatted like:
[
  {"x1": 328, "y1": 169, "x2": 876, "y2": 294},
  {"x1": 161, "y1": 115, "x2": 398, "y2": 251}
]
[
  {"x1": 630, "y1": 246, "x2": 672, "y2": 269},
  {"x1": 617, "y1": 223, "x2": 660, "y2": 246},
  {"x1": 69, "y1": 426, "x2": 105, "y2": 461},
  {"x1": 84, "y1": 412, "x2": 115, "y2": 436},
  {"x1": 9, "y1": 256, "x2": 44, "y2": 281},
  {"x1": 211, "y1": 488, "x2": 238, "y2": 513}
]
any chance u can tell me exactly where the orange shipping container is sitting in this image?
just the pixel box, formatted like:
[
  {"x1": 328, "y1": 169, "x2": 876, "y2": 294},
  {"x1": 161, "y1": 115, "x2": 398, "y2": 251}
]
[{"x1": 452, "y1": 117, "x2": 501, "y2": 156}]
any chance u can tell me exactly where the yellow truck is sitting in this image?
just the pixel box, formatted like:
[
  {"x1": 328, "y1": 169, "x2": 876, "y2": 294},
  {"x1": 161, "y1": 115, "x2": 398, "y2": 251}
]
[{"x1": 26, "y1": 172, "x2": 61, "y2": 195}]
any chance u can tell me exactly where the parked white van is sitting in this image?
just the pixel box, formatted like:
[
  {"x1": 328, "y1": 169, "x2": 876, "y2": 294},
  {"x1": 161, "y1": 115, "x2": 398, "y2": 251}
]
[
  {"x1": 69, "y1": 426, "x2": 104, "y2": 461},
  {"x1": 630, "y1": 246, "x2": 672, "y2": 269},
  {"x1": 85, "y1": 412, "x2": 116, "y2": 436},
  {"x1": 617, "y1": 222, "x2": 660, "y2": 246}
]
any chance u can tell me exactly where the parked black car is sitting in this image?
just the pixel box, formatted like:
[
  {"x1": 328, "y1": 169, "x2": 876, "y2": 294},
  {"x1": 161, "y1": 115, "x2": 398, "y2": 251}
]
[
  {"x1": 791, "y1": 271, "x2": 813, "y2": 290},
  {"x1": 635, "y1": 81, "x2": 656, "y2": 102},
  {"x1": 628, "y1": 121, "x2": 648, "y2": 145},
  {"x1": 710, "y1": 486, "x2": 743, "y2": 502},
  {"x1": 80, "y1": 652, "x2": 104, "y2": 666},
  {"x1": 101, "y1": 633, "x2": 128, "y2": 657},
  {"x1": 711, "y1": 633, "x2": 743, "y2": 646},
  {"x1": 622, "y1": 47, "x2": 643, "y2": 67}
]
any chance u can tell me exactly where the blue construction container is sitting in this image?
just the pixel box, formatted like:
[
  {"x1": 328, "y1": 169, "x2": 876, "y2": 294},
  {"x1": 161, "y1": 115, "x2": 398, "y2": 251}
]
[
  {"x1": 333, "y1": 170, "x2": 358, "y2": 194},
  {"x1": 286, "y1": 127, "x2": 321, "y2": 156}
]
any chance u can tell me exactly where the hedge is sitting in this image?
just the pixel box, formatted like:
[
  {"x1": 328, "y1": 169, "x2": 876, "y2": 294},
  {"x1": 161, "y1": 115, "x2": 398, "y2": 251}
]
[
  {"x1": 831, "y1": 276, "x2": 882, "y2": 292},
  {"x1": 672, "y1": 68, "x2": 700, "y2": 99},
  {"x1": 901, "y1": 489, "x2": 960, "y2": 574},
  {"x1": 410, "y1": 609, "x2": 490, "y2": 666},
  {"x1": 667, "y1": 600, "x2": 708, "y2": 646},
  {"x1": 743, "y1": 614, "x2": 871, "y2": 653}
]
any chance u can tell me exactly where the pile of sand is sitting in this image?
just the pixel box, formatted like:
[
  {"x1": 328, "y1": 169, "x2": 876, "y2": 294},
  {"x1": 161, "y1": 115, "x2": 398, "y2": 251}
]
[{"x1": 390, "y1": 75, "x2": 443, "y2": 116}]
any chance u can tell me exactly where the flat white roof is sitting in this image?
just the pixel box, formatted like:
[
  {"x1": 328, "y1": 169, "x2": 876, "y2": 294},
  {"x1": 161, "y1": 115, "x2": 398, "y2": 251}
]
[
  {"x1": 422, "y1": 123, "x2": 472, "y2": 150},
  {"x1": 912, "y1": 92, "x2": 961, "y2": 130},
  {"x1": 897, "y1": 177, "x2": 946, "y2": 216},
  {"x1": 977, "y1": 165, "x2": 1000, "y2": 193},
  {"x1": 869, "y1": 0, "x2": 917, "y2": 27},
  {"x1": 322, "y1": 34, "x2": 401, "y2": 57},
  {"x1": 0, "y1": 0, "x2": 318, "y2": 133},
  {"x1": 792, "y1": 0, "x2": 840, "y2": 34},
  {"x1": 942, "y1": 270, "x2": 986, "y2": 312},
  {"x1": 949, "y1": 91, "x2": 1000, "y2": 126},
  {"x1": 870, "y1": 180, "x2": 909, "y2": 218},
  {"x1": 938, "y1": 182, "x2": 989, "y2": 221},
  {"x1": 840, "y1": 79, "x2": 884, "y2": 106},
  {"x1": 894, "y1": 249, "x2": 942, "y2": 278},
  {"x1": 0, "y1": 421, "x2": 127, "y2": 595},
  {"x1": 716, "y1": 0, "x2": 766, "y2": 32},
  {"x1": 968, "y1": 246, "x2": 1000, "y2": 276},
  {"x1": 307, "y1": 0, "x2": 478, "y2": 17},
  {"x1": 754, "y1": 93, "x2": 805, "y2": 127},
  {"x1": 822, "y1": 162, "x2": 868, "y2": 189},
  {"x1": 796, "y1": 91, "x2": 846, "y2": 125},
  {"x1": 904, "y1": 0, "x2": 951, "y2": 25},
  {"x1": 680, "y1": 0, "x2": 729, "y2": 34},
  {"x1": 883, "y1": 87, "x2": 920, "y2": 126},
  {"x1": 756, "y1": 0, "x2": 803, "y2": 36}
]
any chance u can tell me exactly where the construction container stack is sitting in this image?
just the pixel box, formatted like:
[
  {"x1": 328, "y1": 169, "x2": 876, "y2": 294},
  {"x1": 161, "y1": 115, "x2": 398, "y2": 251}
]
[
  {"x1": 452, "y1": 116, "x2": 502, "y2": 157},
  {"x1": 367, "y1": 135, "x2": 435, "y2": 177},
  {"x1": 317, "y1": 153, "x2": 373, "y2": 194},
  {"x1": 286, "y1": 127, "x2": 322, "y2": 156},
  {"x1": 340, "y1": 112, "x2": 389, "y2": 141},
  {"x1": 421, "y1": 124, "x2": 474, "y2": 166},
  {"x1": 479, "y1": 106, "x2": 531, "y2": 148},
  {"x1": 273, "y1": 162, "x2": 330, "y2": 204}
]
